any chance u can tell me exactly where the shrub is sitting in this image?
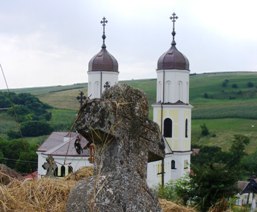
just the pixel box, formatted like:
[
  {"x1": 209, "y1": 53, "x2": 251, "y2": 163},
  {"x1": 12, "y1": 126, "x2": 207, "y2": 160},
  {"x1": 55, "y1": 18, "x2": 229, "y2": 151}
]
[
  {"x1": 20, "y1": 121, "x2": 52, "y2": 137},
  {"x1": 222, "y1": 79, "x2": 229, "y2": 87},
  {"x1": 158, "y1": 181, "x2": 177, "y2": 201},
  {"x1": 247, "y1": 81, "x2": 254, "y2": 88},
  {"x1": 200, "y1": 123, "x2": 209, "y2": 136},
  {"x1": 232, "y1": 83, "x2": 238, "y2": 88},
  {"x1": 7, "y1": 130, "x2": 22, "y2": 139}
]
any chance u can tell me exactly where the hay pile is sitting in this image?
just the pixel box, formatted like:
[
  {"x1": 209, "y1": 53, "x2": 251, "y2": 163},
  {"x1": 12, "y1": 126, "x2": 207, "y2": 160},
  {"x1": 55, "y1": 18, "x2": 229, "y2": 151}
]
[
  {"x1": 0, "y1": 178, "x2": 75, "y2": 212},
  {"x1": 0, "y1": 164, "x2": 23, "y2": 185},
  {"x1": 0, "y1": 166, "x2": 195, "y2": 212},
  {"x1": 64, "y1": 166, "x2": 93, "y2": 181},
  {"x1": 159, "y1": 199, "x2": 196, "y2": 212}
]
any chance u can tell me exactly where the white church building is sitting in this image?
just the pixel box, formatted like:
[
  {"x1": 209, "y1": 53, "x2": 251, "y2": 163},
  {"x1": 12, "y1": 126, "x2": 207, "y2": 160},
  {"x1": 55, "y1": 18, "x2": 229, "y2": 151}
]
[
  {"x1": 37, "y1": 14, "x2": 192, "y2": 187},
  {"x1": 147, "y1": 13, "x2": 192, "y2": 187}
]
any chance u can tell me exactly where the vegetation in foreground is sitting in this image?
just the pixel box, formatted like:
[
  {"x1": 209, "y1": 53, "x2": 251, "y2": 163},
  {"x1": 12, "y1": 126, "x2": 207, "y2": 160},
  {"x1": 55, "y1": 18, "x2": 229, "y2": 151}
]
[
  {"x1": 0, "y1": 166, "x2": 194, "y2": 212},
  {"x1": 159, "y1": 134, "x2": 251, "y2": 211}
]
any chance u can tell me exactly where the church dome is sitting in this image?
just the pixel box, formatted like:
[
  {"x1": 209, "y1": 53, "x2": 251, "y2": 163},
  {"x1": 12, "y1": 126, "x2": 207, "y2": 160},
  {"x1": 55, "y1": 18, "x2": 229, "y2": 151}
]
[
  {"x1": 157, "y1": 13, "x2": 190, "y2": 71},
  {"x1": 157, "y1": 45, "x2": 189, "y2": 71},
  {"x1": 88, "y1": 17, "x2": 118, "y2": 73},
  {"x1": 88, "y1": 48, "x2": 118, "y2": 72}
]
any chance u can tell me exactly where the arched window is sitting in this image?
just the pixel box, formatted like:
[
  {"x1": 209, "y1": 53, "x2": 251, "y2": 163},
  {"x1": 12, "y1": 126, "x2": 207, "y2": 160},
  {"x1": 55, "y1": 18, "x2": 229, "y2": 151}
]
[
  {"x1": 68, "y1": 166, "x2": 73, "y2": 174},
  {"x1": 164, "y1": 118, "x2": 172, "y2": 138},
  {"x1": 158, "y1": 81, "x2": 162, "y2": 102},
  {"x1": 94, "y1": 81, "x2": 99, "y2": 97},
  {"x1": 54, "y1": 167, "x2": 58, "y2": 176},
  {"x1": 184, "y1": 160, "x2": 189, "y2": 169},
  {"x1": 186, "y1": 82, "x2": 189, "y2": 103},
  {"x1": 165, "y1": 80, "x2": 171, "y2": 103},
  {"x1": 171, "y1": 160, "x2": 176, "y2": 169},
  {"x1": 61, "y1": 165, "x2": 65, "y2": 177},
  {"x1": 178, "y1": 81, "x2": 183, "y2": 101},
  {"x1": 185, "y1": 119, "x2": 188, "y2": 138}
]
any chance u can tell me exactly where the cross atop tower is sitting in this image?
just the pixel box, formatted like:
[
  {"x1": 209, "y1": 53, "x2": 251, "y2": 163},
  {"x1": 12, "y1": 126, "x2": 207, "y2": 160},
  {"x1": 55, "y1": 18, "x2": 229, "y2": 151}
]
[
  {"x1": 170, "y1": 12, "x2": 178, "y2": 46},
  {"x1": 100, "y1": 17, "x2": 108, "y2": 49}
]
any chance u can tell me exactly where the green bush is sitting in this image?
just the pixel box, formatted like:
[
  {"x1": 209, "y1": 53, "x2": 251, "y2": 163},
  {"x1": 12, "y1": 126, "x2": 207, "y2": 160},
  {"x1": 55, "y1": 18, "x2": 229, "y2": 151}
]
[
  {"x1": 7, "y1": 130, "x2": 22, "y2": 139},
  {"x1": 158, "y1": 181, "x2": 177, "y2": 201},
  {"x1": 200, "y1": 123, "x2": 209, "y2": 136},
  {"x1": 20, "y1": 121, "x2": 52, "y2": 137}
]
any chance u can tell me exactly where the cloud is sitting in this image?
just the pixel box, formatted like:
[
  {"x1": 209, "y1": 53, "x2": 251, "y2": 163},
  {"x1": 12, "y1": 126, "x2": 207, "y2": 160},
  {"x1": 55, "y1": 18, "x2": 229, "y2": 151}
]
[{"x1": 0, "y1": 30, "x2": 90, "y2": 89}]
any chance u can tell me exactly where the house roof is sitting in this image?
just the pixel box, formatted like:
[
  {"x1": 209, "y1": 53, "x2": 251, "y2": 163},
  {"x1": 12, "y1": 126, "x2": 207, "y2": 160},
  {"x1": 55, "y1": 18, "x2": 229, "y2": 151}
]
[
  {"x1": 239, "y1": 178, "x2": 257, "y2": 194},
  {"x1": 37, "y1": 132, "x2": 90, "y2": 157}
]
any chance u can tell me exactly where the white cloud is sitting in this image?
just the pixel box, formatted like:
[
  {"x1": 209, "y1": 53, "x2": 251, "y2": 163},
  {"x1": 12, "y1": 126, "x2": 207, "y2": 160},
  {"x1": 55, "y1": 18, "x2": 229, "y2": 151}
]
[{"x1": 0, "y1": 30, "x2": 90, "y2": 89}]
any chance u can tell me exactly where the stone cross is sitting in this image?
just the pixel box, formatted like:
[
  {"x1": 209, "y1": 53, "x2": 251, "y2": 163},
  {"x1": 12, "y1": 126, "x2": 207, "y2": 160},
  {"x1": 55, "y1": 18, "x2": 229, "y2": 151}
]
[
  {"x1": 42, "y1": 155, "x2": 57, "y2": 177},
  {"x1": 76, "y1": 91, "x2": 87, "y2": 108},
  {"x1": 67, "y1": 84, "x2": 165, "y2": 212}
]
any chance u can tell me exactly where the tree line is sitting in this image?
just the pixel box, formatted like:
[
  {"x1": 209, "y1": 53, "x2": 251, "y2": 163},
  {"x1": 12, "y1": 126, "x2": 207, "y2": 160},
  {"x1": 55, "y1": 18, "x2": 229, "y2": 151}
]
[{"x1": 0, "y1": 91, "x2": 52, "y2": 138}]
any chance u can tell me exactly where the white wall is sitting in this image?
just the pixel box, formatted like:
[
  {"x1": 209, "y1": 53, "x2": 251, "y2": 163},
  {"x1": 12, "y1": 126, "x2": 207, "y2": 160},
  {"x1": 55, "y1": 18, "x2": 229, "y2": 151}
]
[
  {"x1": 37, "y1": 152, "x2": 93, "y2": 177},
  {"x1": 156, "y1": 69, "x2": 189, "y2": 103},
  {"x1": 87, "y1": 71, "x2": 118, "y2": 98}
]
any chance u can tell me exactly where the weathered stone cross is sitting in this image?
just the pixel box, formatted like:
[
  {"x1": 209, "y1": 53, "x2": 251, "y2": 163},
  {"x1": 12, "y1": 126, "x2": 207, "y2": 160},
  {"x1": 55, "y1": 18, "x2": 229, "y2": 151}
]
[{"x1": 67, "y1": 84, "x2": 165, "y2": 212}]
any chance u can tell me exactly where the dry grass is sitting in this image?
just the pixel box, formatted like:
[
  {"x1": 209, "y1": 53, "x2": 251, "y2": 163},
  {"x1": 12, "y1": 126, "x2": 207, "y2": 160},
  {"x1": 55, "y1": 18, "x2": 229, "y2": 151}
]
[
  {"x1": 0, "y1": 178, "x2": 75, "y2": 212},
  {"x1": 159, "y1": 199, "x2": 196, "y2": 212},
  {"x1": 0, "y1": 166, "x2": 195, "y2": 212}
]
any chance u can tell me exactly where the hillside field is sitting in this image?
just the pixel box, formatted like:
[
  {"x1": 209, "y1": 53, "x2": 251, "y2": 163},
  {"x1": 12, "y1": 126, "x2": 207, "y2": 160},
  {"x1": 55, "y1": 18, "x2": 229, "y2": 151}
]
[{"x1": 1, "y1": 71, "x2": 257, "y2": 153}]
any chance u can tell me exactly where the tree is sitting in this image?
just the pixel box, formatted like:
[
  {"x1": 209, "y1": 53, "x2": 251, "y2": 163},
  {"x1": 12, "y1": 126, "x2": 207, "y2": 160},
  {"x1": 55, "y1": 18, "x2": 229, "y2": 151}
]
[
  {"x1": 20, "y1": 121, "x2": 52, "y2": 137},
  {"x1": 241, "y1": 150, "x2": 257, "y2": 176},
  {"x1": 232, "y1": 83, "x2": 238, "y2": 88},
  {"x1": 227, "y1": 134, "x2": 249, "y2": 168},
  {"x1": 247, "y1": 81, "x2": 254, "y2": 88},
  {"x1": 15, "y1": 150, "x2": 37, "y2": 173},
  {"x1": 200, "y1": 123, "x2": 209, "y2": 136},
  {"x1": 189, "y1": 135, "x2": 249, "y2": 211},
  {"x1": 190, "y1": 163, "x2": 238, "y2": 211},
  {"x1": 222, "y1": 79, "x2": 229, "y2": 87}
]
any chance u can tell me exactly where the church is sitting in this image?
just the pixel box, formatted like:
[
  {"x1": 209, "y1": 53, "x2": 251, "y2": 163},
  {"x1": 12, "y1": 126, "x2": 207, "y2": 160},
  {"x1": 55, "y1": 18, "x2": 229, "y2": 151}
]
[
  {"x1": 86, "y1": 14, "x2": 192, "y2": 187},
  {"x1": 37, "y1": 13, "x2": 192, "y2": 187}
]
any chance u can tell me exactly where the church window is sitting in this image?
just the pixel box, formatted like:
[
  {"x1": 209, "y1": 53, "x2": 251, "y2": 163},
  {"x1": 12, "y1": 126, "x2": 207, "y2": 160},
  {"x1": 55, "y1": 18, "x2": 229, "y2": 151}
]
[
  {"x1": 157, "y1": 163, "x2": 162, "y2": 175},
  {"x1": 68, "y1": 166, "x2": 73, "y2": 174},
  {"x1": 158, "y1": 81, "x2": 162, "y2": 102},
  {"x1": 171, "y1": 160, "x2": 176, "y2": 169},
  {"x1": 165, "y1": 80, "x2": 171, "y2": 103},
  {"x1": 184, "y1": 160, "x2": 189, "y2": 169},
  {"x1": 185, "y1": 119, "x2": 188, "y2": 138},
  {"x1": 164, "y1": 118, "x2": 172, "y2": 137},
  {"x1": 94, "y1": 81, "x2": 99, "y2": 96},
  {"x1": 61, "y1": 165, "x2": 65, "y2": 177},
  {"x1": 178, "y1": 81, "x2": 183, "y2": 101},
  {"x1": 186, "y1": 82, "x2": 189, "y2": 103}
]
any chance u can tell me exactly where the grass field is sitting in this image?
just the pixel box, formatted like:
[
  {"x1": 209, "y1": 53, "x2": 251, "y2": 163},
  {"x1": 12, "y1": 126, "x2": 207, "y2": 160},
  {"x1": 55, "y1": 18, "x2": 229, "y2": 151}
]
[
  {"x1": 192, "y1": 118, "x2": 257, "y2": 154},
  {"x1": 1, "y1": 72, "x2": 257, "y2": 153}
]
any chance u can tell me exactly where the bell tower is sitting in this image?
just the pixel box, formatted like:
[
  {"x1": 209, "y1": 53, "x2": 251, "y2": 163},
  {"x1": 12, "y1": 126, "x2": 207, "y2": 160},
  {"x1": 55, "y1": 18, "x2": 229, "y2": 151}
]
[
  {"x1": 147, "y1": 13, "x2": 192, "y2": 187},
  {"x1": 87, "y1": 17, "x2": 119, "y2": 99}
]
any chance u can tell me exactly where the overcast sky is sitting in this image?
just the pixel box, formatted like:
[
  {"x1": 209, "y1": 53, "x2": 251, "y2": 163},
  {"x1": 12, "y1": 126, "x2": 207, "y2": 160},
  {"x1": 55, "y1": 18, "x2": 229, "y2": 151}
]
[{"x1": 0, "y1": 0, "x2": 257, "y2": 89}]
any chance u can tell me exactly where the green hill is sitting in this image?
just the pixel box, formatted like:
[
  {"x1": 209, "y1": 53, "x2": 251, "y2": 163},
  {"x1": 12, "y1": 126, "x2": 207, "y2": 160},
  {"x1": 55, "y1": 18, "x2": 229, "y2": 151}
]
[{"x1": 1, "y1": 71, "x2": 257, "y2": 153}]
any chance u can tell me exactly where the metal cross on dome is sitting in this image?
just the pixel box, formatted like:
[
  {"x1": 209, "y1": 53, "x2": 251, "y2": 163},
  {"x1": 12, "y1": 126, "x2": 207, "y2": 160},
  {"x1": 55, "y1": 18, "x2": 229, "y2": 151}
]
[
  {"x1": 100, "y1": 17, "x2": 108, "y2": 48},
  {"x1": 170, "y1": 12, "x2": 178, "y2": 46}
]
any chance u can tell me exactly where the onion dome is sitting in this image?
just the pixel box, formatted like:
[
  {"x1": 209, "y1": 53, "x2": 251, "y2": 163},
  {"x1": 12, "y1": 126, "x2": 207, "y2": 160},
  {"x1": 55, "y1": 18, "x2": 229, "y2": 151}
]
[
  {"x1": 88, "y1": 17, "x2": 118, "y2": 72},
  {"x1": 157, "y1": 13, "x2": 190, "y2": 71}
]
